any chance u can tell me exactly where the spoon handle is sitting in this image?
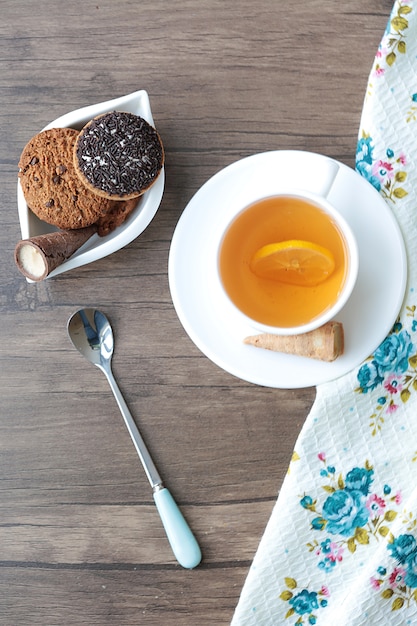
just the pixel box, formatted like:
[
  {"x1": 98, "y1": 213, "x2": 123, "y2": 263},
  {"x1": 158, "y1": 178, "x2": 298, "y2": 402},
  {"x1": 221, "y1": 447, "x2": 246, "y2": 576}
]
[
  {"x1": 105, "y1": 367, "x2": 163, "y2": 488},
  {"x1": 153, "y1": 487, "x2": 202, "y2": 569},
  {"x1": 104, "y1": 367, "x2": 202, "y2": 568}
]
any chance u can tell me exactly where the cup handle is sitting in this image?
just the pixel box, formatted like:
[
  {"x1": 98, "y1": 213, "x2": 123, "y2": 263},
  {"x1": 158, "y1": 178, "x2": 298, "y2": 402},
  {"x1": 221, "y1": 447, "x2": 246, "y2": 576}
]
[{"x1": 318, "y1": 159, "x2": 340, "y2": 199}]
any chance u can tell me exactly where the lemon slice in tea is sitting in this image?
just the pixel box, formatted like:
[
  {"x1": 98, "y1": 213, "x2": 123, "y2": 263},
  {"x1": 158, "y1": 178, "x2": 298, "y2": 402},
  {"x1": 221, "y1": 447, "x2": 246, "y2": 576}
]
[{"x1": 250, "y1": 239, "x2": 335, "y2": 286}]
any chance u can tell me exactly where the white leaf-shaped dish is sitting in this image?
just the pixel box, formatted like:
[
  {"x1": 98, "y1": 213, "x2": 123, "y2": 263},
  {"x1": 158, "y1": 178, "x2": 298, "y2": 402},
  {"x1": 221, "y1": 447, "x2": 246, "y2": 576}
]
[{"x1": 17, "y1": 89, "x2": 165, "y2": 279}]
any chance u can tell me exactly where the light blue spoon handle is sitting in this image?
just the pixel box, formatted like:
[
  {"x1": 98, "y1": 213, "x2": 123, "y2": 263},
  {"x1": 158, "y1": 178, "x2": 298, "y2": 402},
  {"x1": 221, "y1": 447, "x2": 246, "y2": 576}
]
[{"x1": 153, "y1": 487, "x2": 202, "y2": 569}]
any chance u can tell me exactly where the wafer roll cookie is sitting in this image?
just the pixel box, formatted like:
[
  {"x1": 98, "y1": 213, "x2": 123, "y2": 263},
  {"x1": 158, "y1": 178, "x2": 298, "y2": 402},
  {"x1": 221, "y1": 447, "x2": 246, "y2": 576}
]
[
  {"x1": 14, "y1": 225, "x2": 97, "y2": 281},
  {"x1": 244, "y1": 321, "x2": 344, "y2": 362}
]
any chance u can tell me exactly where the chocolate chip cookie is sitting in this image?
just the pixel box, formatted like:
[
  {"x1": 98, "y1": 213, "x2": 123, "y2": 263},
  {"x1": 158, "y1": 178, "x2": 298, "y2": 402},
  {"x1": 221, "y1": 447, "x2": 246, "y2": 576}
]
[
  {"x1": 18, "y1": 128, "x2": 115, "y2": 229},
  {"x1": 96, "y1": 197, "x2": 139, "y2": 236},
  {"x1": 73, "y1": 111, "x2": 164, "y2": 201}
]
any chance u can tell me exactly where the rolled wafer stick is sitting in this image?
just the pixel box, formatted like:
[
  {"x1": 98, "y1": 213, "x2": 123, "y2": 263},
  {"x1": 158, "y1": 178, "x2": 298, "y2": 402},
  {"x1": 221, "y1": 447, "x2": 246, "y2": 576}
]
[
  {"x1": 244, "y1": 321, "x2": 344, "y2": 362},
  {"x1": 14, "y1": 225, "x2": 97, "y2": 281}
]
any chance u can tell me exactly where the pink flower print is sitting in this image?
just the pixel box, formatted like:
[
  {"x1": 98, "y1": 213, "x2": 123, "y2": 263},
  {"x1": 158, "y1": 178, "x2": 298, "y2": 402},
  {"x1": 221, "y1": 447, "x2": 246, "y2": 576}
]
[
  {"x1": 384, "y1": 374, "x2": 402, "y2": 395},
  {"x1": 373, "y1": 64, "x2": 385, "y2": 78},
  {"x1": 370, "y1": 576, "x2": 383, "y2": 590},
  {"x1": 394, "y1": 491, "x2": 402, "y2": 505},
  {"x1": 320, "y1": 586, "x2": 330, "y2": 597},
  {"x1": 386, "y1": 402, "x2": 399, "y2": 415},
  {"x1": 372, "y1": 160, "x2": 394, "y2": 183},
  {"x1": 376, "y1": 43, "x2": 389, "y2": 60},
  {"x1": 327, "y1": 542, "x2": 344, "y2": 563},
  {"x1": 389, "y1": 567, "x2": 406, "y2": 588},
  {"x1": 398, "y1": 152, "x2": 406, "y2": 166},
  {"x1": 366, "y1": 494, "x2": 386, "y2": 519},
  {"x1": 318, "y1": 452, "x2": 326, "y2": 462}
]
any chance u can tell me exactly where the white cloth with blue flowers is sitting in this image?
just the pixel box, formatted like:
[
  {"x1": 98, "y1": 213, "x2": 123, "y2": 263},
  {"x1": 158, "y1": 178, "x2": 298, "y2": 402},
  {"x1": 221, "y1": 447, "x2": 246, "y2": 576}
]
[{"x1": 231, "y1": 2, "x2": 417, "y2": 624}]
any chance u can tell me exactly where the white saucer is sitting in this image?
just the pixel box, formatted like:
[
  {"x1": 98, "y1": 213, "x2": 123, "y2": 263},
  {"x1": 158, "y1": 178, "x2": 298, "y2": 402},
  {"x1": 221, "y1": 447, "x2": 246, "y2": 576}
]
[
  {"x1": 17, "y1": 89, "x2": 164, "y2": 280},
  {"x1": 168, "y1": 151, "x2": 407, "y2": 388}
]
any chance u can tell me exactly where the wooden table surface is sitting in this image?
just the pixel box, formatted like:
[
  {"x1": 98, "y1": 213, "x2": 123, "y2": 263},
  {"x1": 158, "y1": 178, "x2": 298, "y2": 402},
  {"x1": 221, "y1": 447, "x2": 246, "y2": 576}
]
[{"x1": 1, "y1": 1, "x2": 393, "y2": 624}]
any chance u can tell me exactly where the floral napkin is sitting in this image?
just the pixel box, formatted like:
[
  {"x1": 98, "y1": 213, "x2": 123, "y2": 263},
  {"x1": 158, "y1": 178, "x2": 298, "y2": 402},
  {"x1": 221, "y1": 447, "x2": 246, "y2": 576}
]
[{"x1": 231, "y1": 2, "x2": 417, "y2": 624}]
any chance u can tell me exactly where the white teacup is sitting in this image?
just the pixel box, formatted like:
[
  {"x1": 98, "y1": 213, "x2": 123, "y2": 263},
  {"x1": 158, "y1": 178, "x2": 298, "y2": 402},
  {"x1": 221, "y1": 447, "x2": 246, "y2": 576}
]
[{"x1": 216, "y1": 177, "x2": 359, "y2": 336}]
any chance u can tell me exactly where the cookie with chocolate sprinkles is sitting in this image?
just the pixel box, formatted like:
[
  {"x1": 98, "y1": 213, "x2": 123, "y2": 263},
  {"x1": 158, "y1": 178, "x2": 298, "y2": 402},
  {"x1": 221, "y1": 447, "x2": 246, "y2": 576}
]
[
  {"x1": 18, "y1": 128, "x2": 117, "y2": 230},
  {"x1": 73, "y1": 111, "x2": 164, "y2": 201}
]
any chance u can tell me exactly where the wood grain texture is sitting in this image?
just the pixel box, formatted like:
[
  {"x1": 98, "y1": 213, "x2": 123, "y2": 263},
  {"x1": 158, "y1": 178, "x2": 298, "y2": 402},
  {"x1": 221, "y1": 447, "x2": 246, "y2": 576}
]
[{"x1": 1, "y1": 1, "x2": 393, "y2": 623}]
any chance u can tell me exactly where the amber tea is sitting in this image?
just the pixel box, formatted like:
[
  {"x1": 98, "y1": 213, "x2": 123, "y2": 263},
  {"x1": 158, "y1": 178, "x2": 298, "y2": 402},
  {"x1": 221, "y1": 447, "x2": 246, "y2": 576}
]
[{"x1": 218, "y1": 195, "x2": 350, "y2": 329}]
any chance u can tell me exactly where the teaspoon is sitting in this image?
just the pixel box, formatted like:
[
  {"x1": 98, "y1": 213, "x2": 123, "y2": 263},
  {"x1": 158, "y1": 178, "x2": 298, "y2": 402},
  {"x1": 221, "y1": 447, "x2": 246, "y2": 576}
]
[{"x1": 67, "y1": 308, "x2": 202, "y2": 569}]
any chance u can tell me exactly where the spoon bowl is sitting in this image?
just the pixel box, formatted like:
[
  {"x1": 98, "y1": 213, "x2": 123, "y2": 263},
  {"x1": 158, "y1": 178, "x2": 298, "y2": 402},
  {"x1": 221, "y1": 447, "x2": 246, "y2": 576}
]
[
  {"x1": 67, "y1": 308, "x2": 202, "y2": 569},
  {"x1": 68, "y1": 309, "x2": 114, "y2": 368}
]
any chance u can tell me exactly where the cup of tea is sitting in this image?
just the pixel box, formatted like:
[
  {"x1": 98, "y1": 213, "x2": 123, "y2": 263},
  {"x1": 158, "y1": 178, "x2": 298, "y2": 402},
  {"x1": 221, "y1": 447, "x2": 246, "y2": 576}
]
[{"x1": 217, "y1": 190, "x2": 359, "y2": 336}]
